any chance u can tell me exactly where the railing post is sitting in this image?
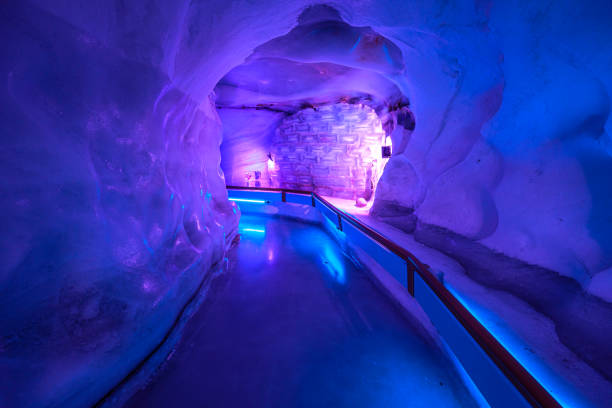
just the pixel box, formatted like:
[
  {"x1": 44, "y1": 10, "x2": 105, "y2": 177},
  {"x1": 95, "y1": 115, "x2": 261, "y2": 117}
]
[
  {"x1": 407, "y1": 263, "x2": 415, "y2": 296},
  {"x1": 281, "y1": 191, "x2": 286, "y2": 202}
]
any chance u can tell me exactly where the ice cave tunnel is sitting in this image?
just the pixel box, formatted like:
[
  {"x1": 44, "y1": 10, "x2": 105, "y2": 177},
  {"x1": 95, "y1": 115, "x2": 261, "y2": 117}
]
[{"x1": 1, "y1": 1, "x2": 611, "y2": 407}]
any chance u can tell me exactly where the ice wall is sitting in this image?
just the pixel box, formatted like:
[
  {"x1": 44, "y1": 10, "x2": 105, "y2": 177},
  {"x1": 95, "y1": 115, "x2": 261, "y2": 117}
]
[
  {"x1": 0, "y1": 3, "x2": 242, "y2": 407},
  {"x1": 352, "y1": 0, "x2": 612, "y2": 390},
  {"x1": 219, "y1": 108, "x2": 285, "y2": 187},
  {"x1": 368, "y1": 0, "x2": 612, "y2": 286}
]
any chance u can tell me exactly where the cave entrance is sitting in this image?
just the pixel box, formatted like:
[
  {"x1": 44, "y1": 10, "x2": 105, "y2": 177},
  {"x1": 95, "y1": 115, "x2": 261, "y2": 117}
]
[{"x1": 214, "y1": 4, "x2": 408, "y2": 209}]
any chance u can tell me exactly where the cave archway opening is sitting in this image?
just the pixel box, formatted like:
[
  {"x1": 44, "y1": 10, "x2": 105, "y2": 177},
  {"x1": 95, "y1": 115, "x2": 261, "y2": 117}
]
[{"x1": 213, "y1": 4, "x2": 414, "y2": 210}]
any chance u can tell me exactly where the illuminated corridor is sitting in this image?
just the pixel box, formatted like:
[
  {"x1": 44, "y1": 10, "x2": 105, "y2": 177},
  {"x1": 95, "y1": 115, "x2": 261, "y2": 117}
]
[{"x1": 125, "y1": 214, "x2": 480, "y2": 407}]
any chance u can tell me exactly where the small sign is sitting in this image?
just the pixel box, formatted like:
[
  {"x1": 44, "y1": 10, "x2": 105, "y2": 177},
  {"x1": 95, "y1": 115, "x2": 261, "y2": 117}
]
[{"x1": 381, "y1": 145, "x2": 392, "y2": 158}]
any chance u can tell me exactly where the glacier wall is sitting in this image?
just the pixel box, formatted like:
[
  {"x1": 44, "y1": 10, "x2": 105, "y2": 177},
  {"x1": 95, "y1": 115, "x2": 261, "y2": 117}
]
[
  {"x1": 367, "y1": 0, "x2": 612, "y2": 286},
  {"x1": 219, "y1": 107, "x2": 285, "y2": 188},
  {"x1": 0, "y1": 3, "x2": 242, "y2": 407}
]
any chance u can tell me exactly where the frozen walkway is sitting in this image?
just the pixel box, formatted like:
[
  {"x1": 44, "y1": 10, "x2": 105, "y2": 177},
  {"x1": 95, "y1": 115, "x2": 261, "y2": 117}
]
[{"x1": 125, "y1": 214, "x2": 480, "y2": 407}]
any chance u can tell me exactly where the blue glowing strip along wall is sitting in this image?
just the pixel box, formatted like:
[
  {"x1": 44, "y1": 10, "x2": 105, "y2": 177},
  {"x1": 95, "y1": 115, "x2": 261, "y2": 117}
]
[
  {"x1": 313, "y1": 196, "x2": 341, "y2": 230},
  {"x1": 284, "y1": 192, "x2": 313, "y2": 205},
  {"x1": 225, "y1": 187, "x2": 560, "y2": 408},
  {"x1": 414, "y1": 273, "x2": 529, "y2": 408},
  {"x1": 227, "y1": 189, "x2": 281, "y2": 203},
  {"x1": 313, "y1": 196, "x2": 407, "y2": 287}
]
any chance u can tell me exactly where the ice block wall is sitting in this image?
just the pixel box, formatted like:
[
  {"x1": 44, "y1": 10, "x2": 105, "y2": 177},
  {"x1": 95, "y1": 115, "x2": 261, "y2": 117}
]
[{"x1": 271, "y1": 103, "x2": 386, "y2": 198}]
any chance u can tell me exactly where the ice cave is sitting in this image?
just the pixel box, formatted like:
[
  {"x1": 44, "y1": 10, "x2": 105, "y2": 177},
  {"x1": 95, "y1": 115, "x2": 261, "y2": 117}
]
[{"x1": 1, "y1": 1, "x2": 611, "y2": 407}]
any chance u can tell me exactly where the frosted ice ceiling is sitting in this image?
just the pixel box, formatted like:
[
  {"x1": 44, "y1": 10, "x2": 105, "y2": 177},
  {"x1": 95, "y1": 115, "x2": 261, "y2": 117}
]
[
  {"x1": 214, "y1": 7, "x2": 406, "y2": 112},
  {"x1": 216, "y1": 58, "x2": 403, "y2": 111},
  {"x1": 0, "y1": 0, "x2": 611, "y2": 407}
]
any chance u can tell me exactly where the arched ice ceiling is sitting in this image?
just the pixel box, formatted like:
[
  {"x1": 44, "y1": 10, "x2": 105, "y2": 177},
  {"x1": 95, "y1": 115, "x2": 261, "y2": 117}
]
[{"x1": 214, "y1": 6, "x2": 407, "y2": 113}]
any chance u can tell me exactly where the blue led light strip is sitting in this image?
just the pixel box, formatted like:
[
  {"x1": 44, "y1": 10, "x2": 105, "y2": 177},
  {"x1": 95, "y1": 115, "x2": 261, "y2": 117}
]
[
  {"x1": 229, "y1": 198, "x2": 266, "y2": 204},
  {"x1": 241, "y1": 228, "x2": 265, "y2": 233}
]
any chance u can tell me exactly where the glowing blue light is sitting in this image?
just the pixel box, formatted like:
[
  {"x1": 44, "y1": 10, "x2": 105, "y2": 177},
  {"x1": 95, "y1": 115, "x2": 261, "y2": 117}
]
[
  {"x1": 170, "y1": 193, "x2": 174, "y2": 201},
  {"x1": 142, "y1": 238, "x2": 154, "y2": 254},
  {"x1": 242, "y1": 228, "x2": 265, "y2": 233},
  {"x1": 382, "y1": 43, "x2": 393, "y2": 64},
  {"x1": 238, "y1": 215, "x2": 267, "y2": 237},
  {"x1": 445, "y1": 285, "x2": 588, "y2": 408},
  {"x1": 200, "y1": 188, "x2": 203, "y2": 197},
  {"x1": 350, "y1": 35, "x2": 361, "y2": 52},
  {"x1": 229, "y1": 198, "x2": 266, "y2": 204}
]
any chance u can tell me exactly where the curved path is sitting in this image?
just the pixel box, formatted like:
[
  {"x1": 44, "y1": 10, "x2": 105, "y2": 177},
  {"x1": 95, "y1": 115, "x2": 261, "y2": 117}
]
[{"x1": 126, "y1": 214, "x2": 479, "y2": 407}]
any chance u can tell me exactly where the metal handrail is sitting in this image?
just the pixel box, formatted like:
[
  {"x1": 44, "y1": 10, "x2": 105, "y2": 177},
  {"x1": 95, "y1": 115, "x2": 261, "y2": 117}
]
[{"x1": 227, "y1": 185, "x2": 561, "y2": 408}]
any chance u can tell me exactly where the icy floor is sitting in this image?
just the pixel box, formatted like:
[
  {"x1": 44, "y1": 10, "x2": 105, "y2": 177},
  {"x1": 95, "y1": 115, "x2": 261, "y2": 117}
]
[
  {"x1": 125, "y1": 214, "x2": 483, "y2": 407},
  {"x1": 328, "y1": 203, "x2": 612, "y2": 408}
]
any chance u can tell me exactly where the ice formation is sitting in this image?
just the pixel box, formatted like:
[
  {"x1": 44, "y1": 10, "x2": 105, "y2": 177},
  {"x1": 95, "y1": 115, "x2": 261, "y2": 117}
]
[{"x1": 0, "y1": 0, "x2": 611, "y2": 407}]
